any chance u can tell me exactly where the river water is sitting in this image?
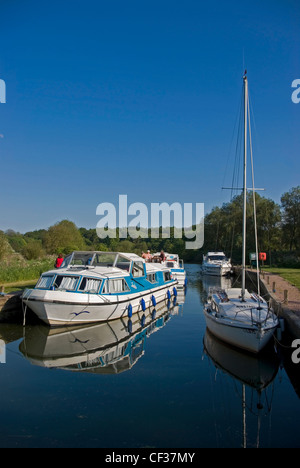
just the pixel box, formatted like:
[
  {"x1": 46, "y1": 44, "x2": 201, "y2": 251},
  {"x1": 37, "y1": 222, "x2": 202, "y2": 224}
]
[{"x1": 0, "y1": 264, "x2": 299, "y2": 448}]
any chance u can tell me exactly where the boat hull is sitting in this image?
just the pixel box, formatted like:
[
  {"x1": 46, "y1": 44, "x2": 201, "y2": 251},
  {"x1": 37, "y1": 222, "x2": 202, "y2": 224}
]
[
  {"x1": 202, "y1": 264, "x2": 231, "y2": 276},
  {"x1": 203, "y1": 308, "x2": 278, "y2": 354},
  {"x1": 171, "y1": 269, "x2": 187, "y2": 286},
  {"x1": 22, "y1": 283, "x2": 177, "y2": 326}
]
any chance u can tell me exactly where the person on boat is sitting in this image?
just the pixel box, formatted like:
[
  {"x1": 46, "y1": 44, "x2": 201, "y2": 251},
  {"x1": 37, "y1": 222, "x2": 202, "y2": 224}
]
[
  {"x1": 142, "y1": 250, "x2": 152, "y2": 262},
  {"x1": 159, "y1": 250, "x2": 166, "y2": 262},
  {"x1": 55, "y1": 254, "x2": 64, "y2": 269}
]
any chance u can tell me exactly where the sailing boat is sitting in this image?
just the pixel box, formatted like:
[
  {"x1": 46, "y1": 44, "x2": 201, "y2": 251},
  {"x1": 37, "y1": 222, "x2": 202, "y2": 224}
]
[{"x1": 203, "y1": 72, "x2": 279, "y2": 354}]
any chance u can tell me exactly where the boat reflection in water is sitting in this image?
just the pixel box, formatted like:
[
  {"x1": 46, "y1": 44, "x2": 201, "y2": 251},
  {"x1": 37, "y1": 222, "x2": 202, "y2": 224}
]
[
  {"x1": 19, "y1": 290, "x2": 186, "y2": 374},
  {"x1": 203, "y1": 329, "x2": 279, "y2": 448}
]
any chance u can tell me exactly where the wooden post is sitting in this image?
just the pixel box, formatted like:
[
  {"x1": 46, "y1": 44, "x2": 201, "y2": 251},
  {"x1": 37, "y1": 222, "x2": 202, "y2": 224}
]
[
  {"x1": 0, "y1": 286, "x2": 4, "y2": 294},
  {"x1": 272, "y1": 282, "x2": 276, "y2": 293},
  {"x1": 284, "y1": 290, "x2": 288, "y2": 305},
  {"x1": 267, "y1": 275, "x2": 270, "y2": 285}
]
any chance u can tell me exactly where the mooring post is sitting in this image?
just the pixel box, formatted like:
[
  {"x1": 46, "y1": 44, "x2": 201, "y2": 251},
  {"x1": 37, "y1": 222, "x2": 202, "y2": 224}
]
[
  {"x1": 272, "y1": 282, "x2": 276, "y2": 293},
  {"x1": 284, "y1": 290, "x2": 288, "y2": 305}
]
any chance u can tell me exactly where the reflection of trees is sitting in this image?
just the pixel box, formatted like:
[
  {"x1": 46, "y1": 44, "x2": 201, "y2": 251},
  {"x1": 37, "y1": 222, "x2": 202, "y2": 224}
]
[{"x1": 185, "y1": 265, "x2": 205, "y2": 298}]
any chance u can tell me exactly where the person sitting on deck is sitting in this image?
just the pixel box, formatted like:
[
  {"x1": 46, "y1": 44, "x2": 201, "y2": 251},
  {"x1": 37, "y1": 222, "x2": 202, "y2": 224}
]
[
  {"x1": 160, "y1": 250, "x2": 166, "y2": 262},
  {"x1": 55, "y1": 254, "x2": 64, "y2": 269},
  {"x1": 142, "y1": 250, "x2": 152, "y2": 262}
]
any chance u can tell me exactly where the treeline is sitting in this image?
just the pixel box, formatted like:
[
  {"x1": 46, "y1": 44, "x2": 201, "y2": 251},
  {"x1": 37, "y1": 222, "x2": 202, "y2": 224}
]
[
  {"x1": 205, "y1": 187, "x2": 300, "y2": 266},
  {"x1": 1, "y1": 186, "x2": 299, "y2": 267}
]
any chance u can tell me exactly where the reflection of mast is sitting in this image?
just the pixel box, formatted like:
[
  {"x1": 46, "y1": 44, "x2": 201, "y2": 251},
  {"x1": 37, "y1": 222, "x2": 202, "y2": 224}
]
[
  {"x1": 243, "y1": 384, "x2": 246, "y2": 448},
  {"x1": 203, "y1": 330, "x2": 279, "y2": 448}
]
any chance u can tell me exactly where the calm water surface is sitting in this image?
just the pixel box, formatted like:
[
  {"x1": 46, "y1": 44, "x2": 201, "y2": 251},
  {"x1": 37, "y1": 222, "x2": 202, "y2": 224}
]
[{"x1": 0, "y1": 264, "x2": 299, "y2": 448}]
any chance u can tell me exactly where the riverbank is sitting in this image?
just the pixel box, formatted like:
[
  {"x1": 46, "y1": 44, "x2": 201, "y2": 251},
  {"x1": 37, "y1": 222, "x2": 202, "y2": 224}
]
[
  {"x1": 0, "y1": 291, "x2": 23, "y2": 323},
  {"x1": 260, "y1": 269, "x2": 300, "y2": 338},
  {"x1": 234, "y1": 267, "x2": 300, "y2": 338}
]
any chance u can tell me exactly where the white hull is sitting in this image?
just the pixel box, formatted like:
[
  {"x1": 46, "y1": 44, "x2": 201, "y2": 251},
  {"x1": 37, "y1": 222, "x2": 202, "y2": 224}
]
[
  {"x1": 204, "y1": 307, "x2": 277, "y2": 354},
  {"x1": 202, "y1": 264, "x2": 231, "y2": 277},
  {"x1": 172, "y1": 270, "x2": 187, "y2": 286},
  {"x1": 23, "y1": 282, "x2": 177, "y2": 326}
]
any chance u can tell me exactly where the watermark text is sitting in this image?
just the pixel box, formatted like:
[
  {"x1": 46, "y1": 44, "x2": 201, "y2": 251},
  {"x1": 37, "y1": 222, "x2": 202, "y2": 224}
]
[
  {"x1": 0, "y1": 79, "x2": 6, "y2": 104},
  {"x1": 96, "y1": 195, "x2": 204, "y2": 249},
  {"x1": 291, "y1": 79, "x2": 300, "y2": 104},
  {"x1": 291, "y1": 339, "x2": 300, "y2": 364},
  {"x1": 0, "y1": 340, "x2": 6, "y2": 364}
]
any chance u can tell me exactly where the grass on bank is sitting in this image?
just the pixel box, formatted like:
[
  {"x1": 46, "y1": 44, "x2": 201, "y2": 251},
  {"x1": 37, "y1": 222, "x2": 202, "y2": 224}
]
[
  {"x1": 1, "y1": 280, "x2": 38, "y2": 294},
  {"x1": 263, "y1": 267, "x2": 300, "y2": 291},
  {"x1": 0, "y1": 257, "x2": 55, "y2": 293}
]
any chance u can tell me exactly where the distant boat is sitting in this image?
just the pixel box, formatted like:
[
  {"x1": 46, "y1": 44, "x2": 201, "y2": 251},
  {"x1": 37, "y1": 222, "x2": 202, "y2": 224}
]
[
  {"x1": 22, "y1": 251, "x2": 178, "y2": 326},
  {"x1": 203, "y1": 72, "x2": 278, "y2": 354},
  {"x1": 202, "y1": 251, "x2": 232, "y2": 276},
  {"x1": 151, "y1": 252, "x2": 187, "y2": 287}
]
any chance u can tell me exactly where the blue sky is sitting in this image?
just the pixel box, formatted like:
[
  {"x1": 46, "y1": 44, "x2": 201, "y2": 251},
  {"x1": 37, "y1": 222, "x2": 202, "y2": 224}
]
[{"x1": 0, "y1": 0, "x2": 299, "y2": 233}]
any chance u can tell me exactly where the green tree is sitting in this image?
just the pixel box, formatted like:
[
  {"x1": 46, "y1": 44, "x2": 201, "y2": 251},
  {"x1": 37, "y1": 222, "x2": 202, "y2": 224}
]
[
  {"x1": 203, "y1": 192, "x2": 281, "y2": 264},
  {"x1": 44, "y1": 220, "x2": 85, "y2": 255},
  {"x1": 22, "y1": 239, "x2": 45, "y2": 260},
  {"x1": 0, "y1": 231, "x2": 8, "y2": 260},
  {"x1": 5, "y1": 230, "x2": 27, "y2": 253},
  {"x1": 281, "y1": 186, "x2": 300, "y2": 250}
]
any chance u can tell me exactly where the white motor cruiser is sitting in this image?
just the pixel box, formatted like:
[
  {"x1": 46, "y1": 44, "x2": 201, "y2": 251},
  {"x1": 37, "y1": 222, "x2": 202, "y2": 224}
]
[
  {"x1": 151, "y1": 252, "x2": 187, "y2": 287},
  {"x1": 22, "y1": 251, "x2": 178, "y2": 326},
  {"x1": 202, "y1": 251, "x2": 232, "y2": 277}
]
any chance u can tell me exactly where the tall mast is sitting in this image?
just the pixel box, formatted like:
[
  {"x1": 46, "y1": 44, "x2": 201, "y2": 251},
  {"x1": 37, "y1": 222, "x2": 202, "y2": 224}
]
[{"x1": 242, "y1": 72, "x2": 248, "y2": 300}]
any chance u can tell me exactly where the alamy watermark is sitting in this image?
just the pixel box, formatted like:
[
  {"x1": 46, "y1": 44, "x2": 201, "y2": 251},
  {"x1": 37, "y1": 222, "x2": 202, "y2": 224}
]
[
  {"x1": 291, "y1": 79, "x2": 300, "y2": 104},
  {"x1": 0, "y1": 79, "x2": 6, "y2": 103},
  {"x1": 291, "y1": 339, "x2": 300, "y2": 364},
  {"x1": 0, "y1": 340, "x2": 6, "y2": 364},
  {"x1": 96, "y1": 195, "x2": 204, "y2": 249}
]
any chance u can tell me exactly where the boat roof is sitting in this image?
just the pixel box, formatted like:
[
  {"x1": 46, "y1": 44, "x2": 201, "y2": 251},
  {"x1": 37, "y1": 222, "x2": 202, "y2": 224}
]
[
  {"x1": 206, "y1": 251, "x2": 226, "y2": 256},
  {"x1": 67, "y1": 251, "x2": 143, "y2": 261},
  {"x1": 43, "y1": 251, "x2": 171, "y2": 279}
]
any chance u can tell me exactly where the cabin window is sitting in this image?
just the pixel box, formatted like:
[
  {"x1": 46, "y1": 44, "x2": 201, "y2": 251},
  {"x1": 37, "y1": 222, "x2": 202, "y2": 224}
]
[
  {"x1": 93, "y1": 253, "x2": 117, "y2": 267},
  {"x1": 103, "y1": 278, "x2": 130, "y2": 293},
  {"x1": 78, "y1": 277, "x2": 102, "y2": 293},
  {"x1": 131, "y1": 261, "x2": 145, "y2": 277},
  {"x1": 166, "y1": 262, "x2": 175, "y2": 268},
  {"x1": 163, "y1": 271, "x2": 171, "y2": 282},
  {"x1": 36, "y1": 275, "x2": 54, "y2": 289},
  {"x1": 71, "y1": 253, "x2": 93, "y2": 266},
  {"x1": 208, "y1": 255, "x2": 227, "y2": 261},
  {"x1": 54, "y1": 276, "x2": 79, "y2": 291},
  {"x1": 60, "y1": 255, "x2": 71, "y2": 269},
  {"x1": 146, "y1": 273, "x2": 157, "y2": 283},
  {"x1": 115, "y1": 255, "x2": 131, "y2": 272}
]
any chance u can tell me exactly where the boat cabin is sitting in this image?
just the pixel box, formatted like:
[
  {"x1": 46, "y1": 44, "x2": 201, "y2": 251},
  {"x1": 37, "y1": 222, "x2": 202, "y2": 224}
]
[
  {"x1": 204, "y1": 252, "x2": 229, "y2": 262},
  {"x1": 34, "y1": 251, "x2": 174, "y2": 296}
]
